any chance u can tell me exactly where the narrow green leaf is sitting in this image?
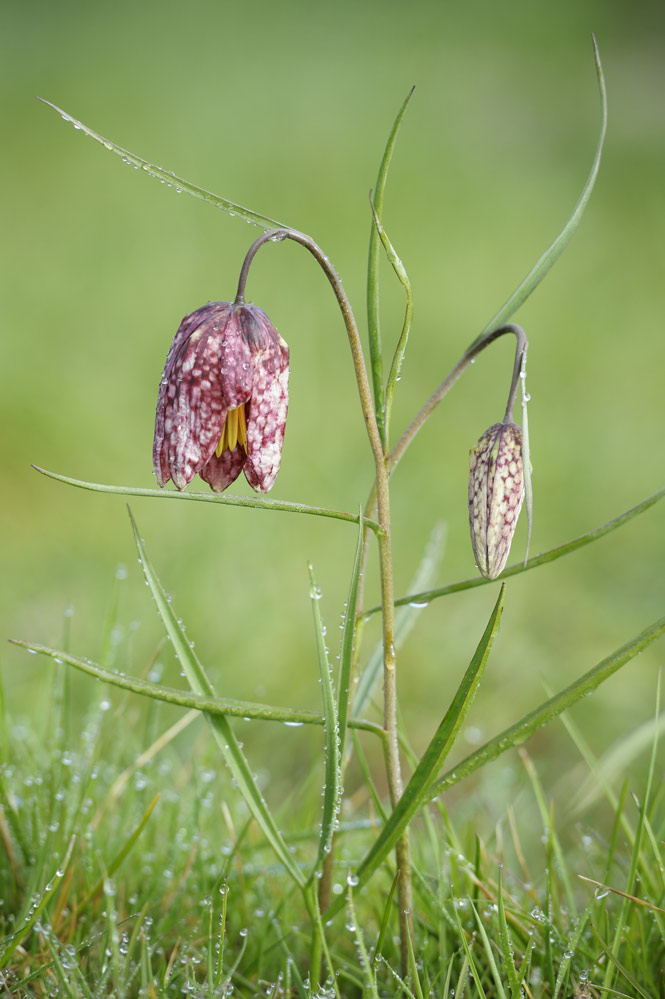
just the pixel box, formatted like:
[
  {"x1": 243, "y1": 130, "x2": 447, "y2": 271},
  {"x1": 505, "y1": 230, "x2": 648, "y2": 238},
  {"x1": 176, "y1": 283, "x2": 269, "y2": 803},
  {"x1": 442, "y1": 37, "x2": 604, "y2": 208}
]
[
  {"x1": 0, "y1": 835, "x2": 75, "y2": 968},
  {"x1": 603, "y1": 671, "x2": 661, "y2": 995},
  {"x1": 520, "y1": 749, "x2": 576, "y2": 915},
  {"x1": 307, "y1": 564, "x2": 340, "y2": 869},
  {"x1": 372, "y1": 870, "x2": 399, "y2": 972},
  {"x1": 369, "y1": 200, "x2": 414, "y2": 446},
  {"x1": 79, "y1": 795, "x2": 159, "y2": 908},
  {"x1": 337, "y1": 513, "x2": 365, "y2": 763},
  {"x1": 127, "y1": 507, "x2": 305, "y2": 888},
  {"x1": 304, "y1": 883, "x2": 341, "y2": 999},
  {"x1": 592, "y1": 925, "x2": 652, "y2": 999},
  {"x1": 430, "y1": 614, "x2": 665, "y2": 799},
  {"x1": 32, "y1": 465, "x2": 384, "y2": 536},
  {"x1": 497, "y1": 871, "x2": 522, "y2": 999},
  {"x1": 369, "y1": 483, "x2": 665, "y2": 616},
  {"x1": 367, "y1": 86, "x2": 415, "y2": 445},
  {"x1": 451, "y1": 896, "x2": 488, "y2": 999},
  {"x1": 44, "y1": 935, "x2": 80, "y2": 999},
  {"x1": 8, "y1": 639, "x2": 348, "y2": 730},
  {"x1": 472, "y1": 36, "x2": 607, "y2": 344},
  {"x1": 347, "y1": 884, "x2": 379, "y2": 999},
  {"x1": 472, "y1": 900, "x2": 508, "y2": 999},
  {"x1": 330, "y1": 586, "x2": 504, "y2": 915},
  {"x1": 39, "y1": 98, "x2": 284, "y2": 231}
]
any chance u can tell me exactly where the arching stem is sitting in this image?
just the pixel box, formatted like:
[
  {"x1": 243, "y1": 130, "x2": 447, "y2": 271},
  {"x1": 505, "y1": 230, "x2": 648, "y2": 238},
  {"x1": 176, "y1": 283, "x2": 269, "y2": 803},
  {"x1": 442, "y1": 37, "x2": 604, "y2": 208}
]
[{"x1": 236, "y1": 227, "x2": 413, "y2": 968}]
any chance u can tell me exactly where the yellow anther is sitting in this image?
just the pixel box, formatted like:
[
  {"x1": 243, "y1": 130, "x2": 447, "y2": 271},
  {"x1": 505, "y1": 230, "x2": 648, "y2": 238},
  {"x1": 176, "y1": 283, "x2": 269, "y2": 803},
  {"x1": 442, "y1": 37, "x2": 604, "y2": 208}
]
[{"x1": 216, "y1": 404, "x2": 248, "y2": 457}]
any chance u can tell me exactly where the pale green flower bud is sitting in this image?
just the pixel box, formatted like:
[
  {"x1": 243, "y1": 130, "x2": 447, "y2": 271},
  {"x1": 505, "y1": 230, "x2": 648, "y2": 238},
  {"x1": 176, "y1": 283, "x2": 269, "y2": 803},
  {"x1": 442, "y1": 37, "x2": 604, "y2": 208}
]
[{"x1": 468, "y1": 421, "x2": 525, "y2": 580}]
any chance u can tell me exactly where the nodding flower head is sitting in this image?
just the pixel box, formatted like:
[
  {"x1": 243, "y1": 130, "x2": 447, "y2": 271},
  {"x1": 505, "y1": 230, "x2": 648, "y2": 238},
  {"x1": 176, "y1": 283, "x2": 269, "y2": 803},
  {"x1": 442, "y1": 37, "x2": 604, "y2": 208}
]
[
  {"x1": 468, "y1": 420, "x2": 525, "y2": 580},
  {"x1": 153, "y1": 301, "x2": 289, "y2": 494}
]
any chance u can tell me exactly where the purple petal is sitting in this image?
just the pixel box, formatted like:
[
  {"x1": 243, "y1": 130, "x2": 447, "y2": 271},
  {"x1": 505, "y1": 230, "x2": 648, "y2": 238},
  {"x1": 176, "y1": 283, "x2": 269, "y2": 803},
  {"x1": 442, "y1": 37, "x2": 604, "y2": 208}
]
[
  {"x1": 243, "y1": 336, "x2": 289, "y2": 493},
  {"x1": 200, "y1": 445, "x2": 247, "y2": 492},
  {"x1": 217, "y1": 310, "x2": 255, "y2": 410},
  {"x1": 154, "y1": 304, "x2": 233, "y2": 489}
]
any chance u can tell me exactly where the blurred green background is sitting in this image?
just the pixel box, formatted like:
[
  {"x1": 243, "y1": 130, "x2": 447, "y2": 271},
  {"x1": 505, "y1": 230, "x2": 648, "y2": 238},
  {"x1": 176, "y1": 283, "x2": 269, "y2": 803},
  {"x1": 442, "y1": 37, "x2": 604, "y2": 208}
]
[{"x1": 2, "y1": 0, "x2": 664, "y2": 816}]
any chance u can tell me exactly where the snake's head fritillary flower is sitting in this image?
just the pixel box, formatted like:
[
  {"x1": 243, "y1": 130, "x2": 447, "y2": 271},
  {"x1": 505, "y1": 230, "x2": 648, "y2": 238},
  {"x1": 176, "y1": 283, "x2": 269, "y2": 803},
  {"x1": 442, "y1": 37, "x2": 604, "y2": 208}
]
[
  {"x1": 153, "y1": 301, "x2": 289, "y2": 493},
  {"x1": 468, "y1": 420, "x2": 525, "y2": 580}
]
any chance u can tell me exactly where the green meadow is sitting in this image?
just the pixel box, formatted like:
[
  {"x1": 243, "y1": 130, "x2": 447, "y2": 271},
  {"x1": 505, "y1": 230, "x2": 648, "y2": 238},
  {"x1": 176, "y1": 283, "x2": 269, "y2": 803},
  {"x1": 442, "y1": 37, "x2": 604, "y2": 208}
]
[{"x1": 2, "y1": 0, "x2": 665, "y2": 993}]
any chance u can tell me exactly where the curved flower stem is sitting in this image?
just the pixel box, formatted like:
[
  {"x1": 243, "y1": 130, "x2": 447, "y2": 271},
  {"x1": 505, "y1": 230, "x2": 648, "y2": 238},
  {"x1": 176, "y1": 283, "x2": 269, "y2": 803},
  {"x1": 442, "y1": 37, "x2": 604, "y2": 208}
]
[
  {"x1": 237, "y1": 228, "x2": 413, "y2": 965},
  {"x1": 358, "y1": 324, "x2": 529, "y2": 532},
  {"x1": 392, "y1": 323, "x2": 528, "y2": 475}
]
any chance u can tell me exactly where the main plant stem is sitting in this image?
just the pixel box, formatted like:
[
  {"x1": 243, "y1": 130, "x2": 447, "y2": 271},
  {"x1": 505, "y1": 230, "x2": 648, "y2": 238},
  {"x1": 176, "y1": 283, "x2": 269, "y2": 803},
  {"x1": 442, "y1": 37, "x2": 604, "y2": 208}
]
[{"x1": 237, "y1": 229, "x2": 413, "y2": 968}]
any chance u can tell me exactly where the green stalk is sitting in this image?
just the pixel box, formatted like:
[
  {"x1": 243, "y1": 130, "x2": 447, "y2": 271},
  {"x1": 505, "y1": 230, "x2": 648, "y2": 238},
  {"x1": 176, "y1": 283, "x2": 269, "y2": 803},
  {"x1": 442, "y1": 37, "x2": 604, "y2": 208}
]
[{"x1": 235, "y1": 225, "x2": 413, "y2": 969}]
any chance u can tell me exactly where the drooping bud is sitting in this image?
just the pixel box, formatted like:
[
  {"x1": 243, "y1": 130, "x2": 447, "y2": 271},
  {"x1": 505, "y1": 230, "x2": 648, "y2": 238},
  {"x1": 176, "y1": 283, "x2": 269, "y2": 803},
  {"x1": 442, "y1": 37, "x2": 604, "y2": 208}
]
[{"x1": 468, "y1": 421, "x2": 525, "y2": 580}]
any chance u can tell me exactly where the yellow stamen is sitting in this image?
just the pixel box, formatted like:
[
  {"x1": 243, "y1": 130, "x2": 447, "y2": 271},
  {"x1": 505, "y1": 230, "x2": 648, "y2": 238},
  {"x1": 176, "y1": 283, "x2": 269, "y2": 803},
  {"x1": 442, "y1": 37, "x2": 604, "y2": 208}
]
[
  {"x1": 237, "y1": 404, "x2": 248, "y2": 450},
  {"x1": 216, "y1": 404, "x2": 248, "y2": 457}
]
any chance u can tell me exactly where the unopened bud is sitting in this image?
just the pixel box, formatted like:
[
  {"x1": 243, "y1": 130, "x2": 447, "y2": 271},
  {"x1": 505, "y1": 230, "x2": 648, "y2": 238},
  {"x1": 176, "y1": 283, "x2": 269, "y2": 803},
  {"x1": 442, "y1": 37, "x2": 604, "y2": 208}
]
[{"x1": 468, "y1": 421, "x2": 525, "y2": 580}]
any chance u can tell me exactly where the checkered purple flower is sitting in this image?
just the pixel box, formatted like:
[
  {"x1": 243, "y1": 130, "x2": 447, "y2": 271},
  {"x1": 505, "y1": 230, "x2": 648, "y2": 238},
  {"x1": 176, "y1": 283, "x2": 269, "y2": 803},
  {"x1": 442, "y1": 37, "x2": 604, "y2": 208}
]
[
  {"x1": 153, "y1": 301, "x2": 289, "y2": 493},
  {"x1": 468, "y1": 420, "x2": 525, "y2": 580}
]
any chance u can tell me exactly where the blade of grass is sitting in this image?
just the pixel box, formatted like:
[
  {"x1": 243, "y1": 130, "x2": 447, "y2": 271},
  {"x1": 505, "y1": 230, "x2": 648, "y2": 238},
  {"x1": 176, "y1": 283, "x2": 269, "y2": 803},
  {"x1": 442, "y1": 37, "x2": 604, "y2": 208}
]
[
  {"x1": 304, "y1": 882, "x2": 341, "y2": 999},
  {"x1": 32, "y1": 465, "x2": 384, "y2": 536},
  {"x1": 471, "y1": 35, "x2": 607, "y2": 344},
  {"x1": 337, "y1": 514, "x2": 365, "y2": 764},
  {"x1": 367, "y1": 86, "x2": 415, "y2": 446},
  {"x1": 38, "y1": 98, "x2": 284, "y2": 231},
  {"x1": 592, "y1": 925, "x2": 652, "y2": 999},
  {"x1": 471, "y1": 900, "x2": 507, "y2": 999},
  {"x1": 519, "y1": 748, "x2": 576, "y2": 916},
  {"x1": 369, "y1": 200, "x2": 413, "y2": 445},
  {"x1": 127, "y1": 506, "x2": 305, "y2": 889},
  {"x1": 347, "y1": 884, "x2": 379, "y2": 999},
  {"x1": 329, "y1": 586, "x2": 504, "y2": 915},
  {"x1": 497, "y1": 871, "x2": 522, "y2": 999},
  {"x1": 0, "y1": 835, "x2": 75, "y2": 968},
  {"x1": 430, "y1": 614, "x2": 665, "y2": 799},
  {"x1": 451, "y1": 896, "x2": 488, "y2": 999},
  {"x1": 9, "y1": 640, "x2": 384, "y2": 737},
  {"x1": 405, "y1": 915, "x2": 425, "y2": 999},
  {"x1": 372, "y1": 870, "x2": 399, "y2": 973},
  {"x1": 603, "y1": 672, "x2": 661, "y2": 995},
  {"x1": 77, "y1": 794, "x2": 159, "y2": 910},
  {"x1": 375, "y1": 955, "x2": 418, "y2": 999},
  {"x1": 307, "y1": 564, "x2": 341, "y2": 871},
  {"x1": 366, "y1": 483, "x2": 665, "y2": 616}
]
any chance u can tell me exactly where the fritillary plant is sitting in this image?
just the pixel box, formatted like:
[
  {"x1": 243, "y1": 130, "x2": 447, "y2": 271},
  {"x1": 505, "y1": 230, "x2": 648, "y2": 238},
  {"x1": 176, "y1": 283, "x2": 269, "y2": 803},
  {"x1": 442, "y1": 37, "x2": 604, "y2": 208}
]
[{"x1": 12, "y1": 36, "x2": 665, "y2": 991}]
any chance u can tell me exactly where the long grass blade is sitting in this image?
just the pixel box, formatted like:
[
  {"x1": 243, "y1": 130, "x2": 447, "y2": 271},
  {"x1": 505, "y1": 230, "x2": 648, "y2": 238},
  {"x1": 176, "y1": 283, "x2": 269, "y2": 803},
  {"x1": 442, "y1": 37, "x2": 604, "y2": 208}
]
[
  {"x1": 430, "y1": 614, "x2": 665, "y2": 798},
  {"x1": 471, "y1": 35, "x2": 607, "y2": 344},
  {"x1": 366, "y1": 483, "x2": 665, "y2": 616},
  {"x1": 78, "y1": 794, "x2": 159, "y2": 909},
  {"x1": 367, "y1": 86, "x2": 415, "y2": 445},
  {"x1": 329, "y1": 586, "x2": 504, "y2": 914},
  {"x1": 347, "y1": 884, "x2": 379, "y2": 999},
  {"x1": 127, "y1": 506, "x2": 305, "y2": 888},
  {"x1": 0, "y1": 835, "x2": 75, "y2": 968},
  {"x1": 32, "y1": 465, "x2": 384, "y2": 536},
  {"x1": 603, "y1": 671, "x2": 661, "y2": 995},
  {"x1": 38, "y1": 98, "x2": 284, "y2": 231},
  {"x1": 337, "y1": 514, "x2": 365, "y2": 764},
  {"x1": 471, "y1": 900, "x2": 507, "y2": 999},
  {"x1": 307, "y1": 565, "x2": 340, "y2": 870},
  {"x1": 369, "y1": 200, "x2": 413, "y2": 445},
  {"x1": 497, "y1": 871, "x2": 522, "y2": 999}
]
